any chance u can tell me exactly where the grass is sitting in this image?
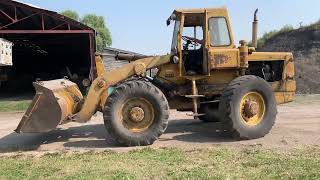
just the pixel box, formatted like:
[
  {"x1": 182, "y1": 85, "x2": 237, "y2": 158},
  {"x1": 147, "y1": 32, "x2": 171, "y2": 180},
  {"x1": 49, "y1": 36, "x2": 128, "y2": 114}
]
[
  {"x1": 0, "y1": 147, "x2": 319, "y2": 179},
  {"x1": 0, "y1": 100, "x2": 30, "y2": 112},
  {"x1": 256, "y1": 24, "x2": 295, "y2": 48},
  {"x1": 256, "y1": 20, "x2": 320, "y2": 49}
]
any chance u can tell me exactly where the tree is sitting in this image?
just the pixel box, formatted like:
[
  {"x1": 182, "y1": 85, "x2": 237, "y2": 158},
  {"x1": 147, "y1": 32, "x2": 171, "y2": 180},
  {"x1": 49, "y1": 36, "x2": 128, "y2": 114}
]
[
  {"x1": 60, "y1": 10, "x2": 112, "y2": 52},
  {"x1": 82, "y1": 14, "x2": 112, "y2": 51},
  {"x1": 60, "y1": 10, "x2": 79, "y2": 21}
]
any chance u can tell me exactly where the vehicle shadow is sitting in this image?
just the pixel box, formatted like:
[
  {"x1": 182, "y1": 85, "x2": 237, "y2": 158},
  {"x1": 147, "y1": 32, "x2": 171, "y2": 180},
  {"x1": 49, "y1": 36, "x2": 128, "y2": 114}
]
[
  {"x1": 0, "y1": 124, "x2": 120, "y2": 153},
  {"x1": 165, "y1": 119, "x2": 234, "y2": 143},
  {"x1": 0, "y1": 119, "x2": 234, "y2": 153}
]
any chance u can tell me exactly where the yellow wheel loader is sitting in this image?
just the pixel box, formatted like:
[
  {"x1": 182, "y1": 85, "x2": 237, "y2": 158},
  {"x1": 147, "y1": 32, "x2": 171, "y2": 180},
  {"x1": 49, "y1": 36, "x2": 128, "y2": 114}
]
[{"x1": 16, "y1": 8, "x2": 296, "y2": 146}]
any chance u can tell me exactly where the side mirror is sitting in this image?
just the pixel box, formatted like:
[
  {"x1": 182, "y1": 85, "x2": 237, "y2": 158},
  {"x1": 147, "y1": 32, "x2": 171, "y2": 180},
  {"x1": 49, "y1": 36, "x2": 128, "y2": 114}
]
[
  {"x1": 166, "y1": 14, "x2": 177, "y2": 26},
  {"x1": 166, "y1": 19, "x2": 171, "y2": 26}
]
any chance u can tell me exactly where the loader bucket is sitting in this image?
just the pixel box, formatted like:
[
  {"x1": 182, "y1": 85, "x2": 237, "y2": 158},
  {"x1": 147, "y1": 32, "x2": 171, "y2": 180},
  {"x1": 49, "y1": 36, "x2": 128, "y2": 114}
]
[{"x1": 15, "y1": 79, "x2": 83, "y2": 133}]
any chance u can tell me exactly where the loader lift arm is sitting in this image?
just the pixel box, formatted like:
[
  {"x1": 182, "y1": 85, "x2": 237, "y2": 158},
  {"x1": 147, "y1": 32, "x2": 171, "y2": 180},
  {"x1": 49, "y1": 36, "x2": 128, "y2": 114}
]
[
  {"x1": 74, "y1": 55, "x2": 172, "y2": 123},
  {"x1": 16, "y1": 55, "x2": 171, "y2": 133}
]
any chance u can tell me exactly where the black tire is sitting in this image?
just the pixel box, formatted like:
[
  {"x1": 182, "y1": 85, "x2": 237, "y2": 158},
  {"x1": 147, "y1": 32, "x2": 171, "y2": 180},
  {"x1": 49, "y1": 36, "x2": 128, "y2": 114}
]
[
  {"x1": 219, "y1": 75, "x2": 277, "y2": 140},
  {"x1": 198, "y1": 103, "x2": 221, "y2": 122},
  {"x1": 103, "y1": 80, "x2": 169, "y2": 146}
]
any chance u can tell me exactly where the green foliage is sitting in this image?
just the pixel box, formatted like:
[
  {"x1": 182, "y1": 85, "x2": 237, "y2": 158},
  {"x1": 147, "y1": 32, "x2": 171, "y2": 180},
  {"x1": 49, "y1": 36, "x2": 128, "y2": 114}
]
[
  {"x1": 254, "y1": 19, "x2": 320, "y2": 49},
  {"x1": 82, "y1": 14, "x2": 112, "y2": 52},
  {"x1": 60, "y1": 10, "x2": 79, "y2": 21},
  {"x1": 60, "y1": 10, "x2": 112, "y2": 52},
  {"x1": 81, "y1": 14, "x2": 106, "y2": 29},
  {"x1": 256, "y1": 25, "x2": 294, "y2": 48},
  {"x1": 279, "y1": 24, "x2": 294, "y2": 32}
]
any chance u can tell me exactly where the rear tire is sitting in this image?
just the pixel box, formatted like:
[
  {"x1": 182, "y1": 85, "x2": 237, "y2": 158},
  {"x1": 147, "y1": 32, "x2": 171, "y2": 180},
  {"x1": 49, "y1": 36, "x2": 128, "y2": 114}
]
[
  {"x1": 103, "y1": 81, "x2": 169, "y2": 146},
  {"x1": 219, "y1": 75, "x2": 277, "y2": 140}
]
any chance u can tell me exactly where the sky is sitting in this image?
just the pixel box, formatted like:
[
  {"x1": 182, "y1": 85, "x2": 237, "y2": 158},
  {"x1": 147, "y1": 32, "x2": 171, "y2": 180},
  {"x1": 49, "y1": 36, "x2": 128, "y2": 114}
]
[{"x1": 18, "y1": 0, "x2": 320, "y2": 55}]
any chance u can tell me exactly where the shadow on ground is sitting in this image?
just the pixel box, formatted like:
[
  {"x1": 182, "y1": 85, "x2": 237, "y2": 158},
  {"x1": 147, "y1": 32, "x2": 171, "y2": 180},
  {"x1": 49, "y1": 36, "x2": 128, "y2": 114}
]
[
  {"x1": 164, "y1": 119, "x2": 233, "y2": 143},
  {"x1": 0, "y1": 119, "x2": 234, "y2": 153}
]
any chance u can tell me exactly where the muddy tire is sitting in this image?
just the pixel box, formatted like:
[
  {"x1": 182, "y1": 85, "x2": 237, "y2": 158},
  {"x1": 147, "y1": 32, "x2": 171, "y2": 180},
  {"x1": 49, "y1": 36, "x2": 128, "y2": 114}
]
[
  {"x1": 103, "y1": 81, "x2": 169, "y2": 146},
  {"x1": 198, "y1": 103, "x2": 221, "y2": 122},
  {"x1": 219, "y1": 75, "x2": 277, "y2": 140}
]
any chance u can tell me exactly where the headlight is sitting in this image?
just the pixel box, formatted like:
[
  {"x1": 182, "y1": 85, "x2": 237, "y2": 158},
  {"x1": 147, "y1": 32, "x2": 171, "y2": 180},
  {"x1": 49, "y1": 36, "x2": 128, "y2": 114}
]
[{"x1": 172, "y1": 56, "x2": 179, "y2": 64}]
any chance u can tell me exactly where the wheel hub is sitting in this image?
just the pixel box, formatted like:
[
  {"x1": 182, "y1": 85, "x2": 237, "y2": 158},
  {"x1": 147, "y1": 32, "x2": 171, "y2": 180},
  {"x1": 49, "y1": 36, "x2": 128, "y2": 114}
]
[
  {"x1": 243, "y1": 100, "x2": 259, "y2": 118},
  {"x1": 240, "y1": 92, "x2": 266, "y2": 126},
  {"x1": 121, "y1": 97, "x2": 155, "y2": 133},
  {"x1": 129, "y1": 107, "x2": 145, "y2": 122}
]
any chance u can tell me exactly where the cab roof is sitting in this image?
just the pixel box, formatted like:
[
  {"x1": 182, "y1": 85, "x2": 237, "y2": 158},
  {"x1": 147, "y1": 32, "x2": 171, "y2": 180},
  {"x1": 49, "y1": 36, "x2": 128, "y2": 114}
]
[{"x1": 174, "y1": 7, "x2": 228, "y2": 14}]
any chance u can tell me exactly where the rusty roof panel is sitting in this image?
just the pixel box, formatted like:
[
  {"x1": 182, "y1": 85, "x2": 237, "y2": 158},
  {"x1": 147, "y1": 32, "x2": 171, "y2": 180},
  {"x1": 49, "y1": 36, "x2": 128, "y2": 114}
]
[
  {"x1": 0, "y1": 0, "x2": 94, "y2": 32},
  {"x1": 174, "y1": 7, "x2": 228, "y2": 14}
]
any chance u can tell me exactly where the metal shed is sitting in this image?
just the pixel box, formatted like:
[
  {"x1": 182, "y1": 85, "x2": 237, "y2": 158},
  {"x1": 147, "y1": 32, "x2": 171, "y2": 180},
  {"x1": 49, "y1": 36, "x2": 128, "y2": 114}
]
[
  {"x1": 102, "y1": 47, "x2": 147, "y2": 71},
  {"x1": 0, "y1": 0, "x2": 96, "y2": 93}
]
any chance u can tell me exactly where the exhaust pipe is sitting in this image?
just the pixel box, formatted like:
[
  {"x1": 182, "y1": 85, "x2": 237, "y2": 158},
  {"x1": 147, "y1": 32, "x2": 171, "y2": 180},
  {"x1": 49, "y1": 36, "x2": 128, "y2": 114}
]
[{"x1": 252, "y1": 9, "x2": 259, "y2": 48}]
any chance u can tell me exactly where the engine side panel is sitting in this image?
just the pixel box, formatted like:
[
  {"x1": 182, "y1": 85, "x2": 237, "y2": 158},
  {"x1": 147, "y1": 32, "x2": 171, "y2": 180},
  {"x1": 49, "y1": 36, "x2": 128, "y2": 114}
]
[{"x1": 248, "y1": 52, "x2": 296, "y2": 104}]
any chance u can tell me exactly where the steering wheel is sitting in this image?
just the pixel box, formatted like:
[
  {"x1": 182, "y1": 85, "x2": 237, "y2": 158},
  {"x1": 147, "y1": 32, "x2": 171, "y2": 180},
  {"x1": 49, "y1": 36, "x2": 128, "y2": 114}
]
[{"x1": 182, "y1": 36, "x2": 201, "y2": 46}]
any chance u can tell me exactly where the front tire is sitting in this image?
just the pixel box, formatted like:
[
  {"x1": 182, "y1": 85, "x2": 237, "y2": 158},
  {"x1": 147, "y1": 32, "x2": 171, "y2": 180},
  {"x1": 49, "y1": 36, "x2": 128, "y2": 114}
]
[
  {"x1": 103, "y1": 81, "x2": 169, "y2": 146},
  {"x1": 219, "y1": 75, "x2": 277, "y2": 140}
]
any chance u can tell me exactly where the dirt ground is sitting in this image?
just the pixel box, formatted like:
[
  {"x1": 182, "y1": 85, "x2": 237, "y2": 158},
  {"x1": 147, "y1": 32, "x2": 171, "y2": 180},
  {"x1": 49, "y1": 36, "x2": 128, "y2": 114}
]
[{"x1": 0, "y1": 95, "x2": 319, "y2": 154}]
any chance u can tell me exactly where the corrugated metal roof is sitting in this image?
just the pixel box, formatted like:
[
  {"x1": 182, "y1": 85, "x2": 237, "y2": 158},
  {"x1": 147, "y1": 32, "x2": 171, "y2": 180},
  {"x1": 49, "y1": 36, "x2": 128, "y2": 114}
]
[
  {"x1": 103, "y1": 47, "x2": 146, "y2": 56},
  {"x1": 0, "y1": 0, "x2": 94, "y2": 31}
]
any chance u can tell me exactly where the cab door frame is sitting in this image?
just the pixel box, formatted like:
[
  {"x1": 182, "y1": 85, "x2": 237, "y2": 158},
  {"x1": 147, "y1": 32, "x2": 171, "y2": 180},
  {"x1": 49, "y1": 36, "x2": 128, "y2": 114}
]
[
  {"x1": 178, "y1": 12, "x2": 210, "y2": 77},
  {"x1": 178, "y1": 13, "x2": 185, "y2": 77},
  {"x1": 205, "y1": 10, "x2": 240, "y2": 70},
  {"x1": 202, "y1": 10, "x2": 210, "y2": 76}
]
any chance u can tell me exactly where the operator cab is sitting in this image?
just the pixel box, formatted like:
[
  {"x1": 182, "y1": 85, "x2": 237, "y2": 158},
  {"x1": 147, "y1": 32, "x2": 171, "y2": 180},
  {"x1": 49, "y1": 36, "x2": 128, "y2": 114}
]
[
  {"x1": 168, "y1": 12, "x2": 205, "y2": 76},
  {"x1": 168, "y1": 8, "x2": 236, "y2": 77},
  {"x1": 181, "y1": 14, "x2": 204, "y2": 75}
]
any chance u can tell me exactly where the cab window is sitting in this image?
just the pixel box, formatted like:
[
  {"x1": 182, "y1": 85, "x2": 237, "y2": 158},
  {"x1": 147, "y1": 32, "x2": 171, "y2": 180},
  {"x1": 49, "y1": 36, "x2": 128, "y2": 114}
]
[{"x1": 209, "y1": 17, "x2": 231, "y2": 46}]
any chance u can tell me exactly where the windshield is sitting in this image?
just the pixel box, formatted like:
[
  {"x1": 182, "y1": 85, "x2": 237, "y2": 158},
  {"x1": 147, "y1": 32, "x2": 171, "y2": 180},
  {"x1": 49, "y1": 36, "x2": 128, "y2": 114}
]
[{"x1": 171, "y1": 20, "x2": 181, "y2": 55}]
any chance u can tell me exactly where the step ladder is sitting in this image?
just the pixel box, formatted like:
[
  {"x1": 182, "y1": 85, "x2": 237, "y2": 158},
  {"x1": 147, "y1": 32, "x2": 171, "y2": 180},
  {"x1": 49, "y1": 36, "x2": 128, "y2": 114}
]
[{"x1": 185, "y1": 78, "x2": 205, "y2": 118}]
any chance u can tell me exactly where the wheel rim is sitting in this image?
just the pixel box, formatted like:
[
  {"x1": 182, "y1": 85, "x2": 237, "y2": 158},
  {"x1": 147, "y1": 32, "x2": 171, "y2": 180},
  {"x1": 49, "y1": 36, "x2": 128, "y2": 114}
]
[
  {"x1": 239, "y1": 91, "x2": 266, "y2": 126},
  {"x1": 120, "y1": 98, "x2": 155, "y2": 133}
]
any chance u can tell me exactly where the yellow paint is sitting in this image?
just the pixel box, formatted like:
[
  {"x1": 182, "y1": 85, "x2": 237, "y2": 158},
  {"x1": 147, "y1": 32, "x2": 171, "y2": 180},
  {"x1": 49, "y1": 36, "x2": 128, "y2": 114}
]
[
  {"x1": 248, "y1": 52, "x2": 293, "y2": 61},
  {"x1": 120, "y1": 97, "x2": 155, "y2": 133},
  {"x1": 157, "y1": 63, "x2": 187, "y2": 85},
  {"x1": 275, "y1": 92, "x2": 295, "y2": 104},
  {"x1": 239, "y1": 92, "x2": 266, "y2": 126},
  {"x1": 75, "y1": 55, "x2": 172, "y2": 123},
  {"x1": 65, "y1": 8, "x2": 296, "y2": 123},
  {"x1": 205, "y1": 8, "x2": 235, "y2": 49},
  {"x1": 175, "y1": 8, "x2": 229, "y2": 14},
  {"x1": 95, "y1": 55, "x2": 107, "y2": 77},
  {"x1": 209, "y1": 48, "x2": 240, "y2": 69},
  {"x1": 178, "y1": 13, "x2": 185, "y2": 77}
]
